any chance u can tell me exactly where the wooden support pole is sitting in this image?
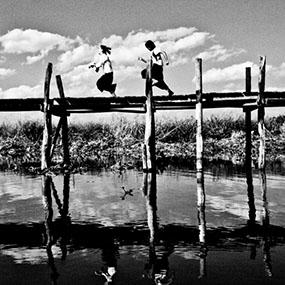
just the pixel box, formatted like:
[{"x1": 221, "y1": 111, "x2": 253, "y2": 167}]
[
  {"x1": 41, "y1": 63, "x2": 53, "y2": 170},
  {"x1": 245, "y1": 67, "x2": 252, "y2": 171},
  {"x1": 257, "y1": 56, "x2": 266, "y2": 170},
  {"x1": 245, "y1": 67, "x2": 251, "y2": 95},
  {"x1": 244, "y1": 67, "x2": 256, "y2": 224},
  {"x1": 195, "y1": 59, "x2": 207, "y2": 276},
  {"x1": 50, "y1": 117, "x2": 63, "y2": 160},
  {"x1": 143, "y1": 58, "x2": 156, "y2": 172},
  {"x1": 56, "y1": 75, "x2": 70, "y2": 166},
  {"x1": 195, "y1": 58, "x2": 205, "y2": 205}
]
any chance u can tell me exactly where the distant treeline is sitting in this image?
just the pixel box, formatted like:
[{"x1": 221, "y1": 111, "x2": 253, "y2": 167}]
[{"x1": 1, "y1": 115, "x2": 285, "y2": 171}]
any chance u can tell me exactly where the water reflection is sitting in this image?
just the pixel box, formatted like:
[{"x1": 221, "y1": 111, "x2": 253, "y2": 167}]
[
  {"x1": 42, "y1": 174, "x2": 71, "y2": 284},
  {"x1": 197, "y1": 170, "x2": 207, "y2": 280},
  {"x1": 34, "y1": 165, "x2": 280, "y2": 284},
  {"x1": 142, "y1": 171, "x2": 175, "y2": 285},
  {"x1": 246, "y1": 168, "x2": 272, "y2": 277},
  {"x1": 95, "y1": 238, "x2": 119, "y2": 284},
  {"x1": 259, "y1": 169, "x2": 272, "y2": 277}
]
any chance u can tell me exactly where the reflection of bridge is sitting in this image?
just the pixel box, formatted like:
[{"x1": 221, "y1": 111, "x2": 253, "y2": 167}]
[{"x1": 1, "y1": 222, "x2": 285, "y2": 248}]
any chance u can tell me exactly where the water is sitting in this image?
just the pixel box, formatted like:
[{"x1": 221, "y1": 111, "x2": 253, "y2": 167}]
[{"x1": 0, "y1": 166, "x2": 285, "y2": 284}]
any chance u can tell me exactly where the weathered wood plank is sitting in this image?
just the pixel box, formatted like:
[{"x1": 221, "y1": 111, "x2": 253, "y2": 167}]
[
  {"x1": 41, "y1": 63, "x2": 53, "y2": 170},
  {"x1": 258, "y1": 56, "x2": 266, "y2": 170},
  {"x1": 0, "y1": 91, "x2": 285, "y2": 113}
]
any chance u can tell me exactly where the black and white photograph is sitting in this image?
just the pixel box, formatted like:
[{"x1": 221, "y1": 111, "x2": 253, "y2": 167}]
[{"x1": 0, "y1": 1, "x2": 285, "y2": 284}]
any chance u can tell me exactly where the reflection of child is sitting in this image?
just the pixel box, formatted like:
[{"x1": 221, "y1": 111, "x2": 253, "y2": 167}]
[
  {"x1": 95, "y1": 266, "x2": 116, "y2": 284},
  {"x1": 95, "y1": 240, "x2": 119, "y2": 284},
  {"x1": 89, "y1": 45, "x2": 117, "y2": 97},
  {"x1": 143, "y1": 244, "x2": 175, "y2": 285},
  {"x1": 139, "y1": 40, "x2": 174, "y2": 96}
]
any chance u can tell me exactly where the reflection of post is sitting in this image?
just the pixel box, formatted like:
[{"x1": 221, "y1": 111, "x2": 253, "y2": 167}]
[
  {"x1": 259, "y1": 169, "x2": 272, "y2": 277},
  {"x1": 142, "y1": 170, "x2": 175, "y2": 284},
  {"x1": 58, "y1": 174, "x2": 70, "y2": 260},
  {"x1": 197, "y1": 176, "x2": 207, "y2": 279},
  {"x1": 50, "y1": 174, "x2": 71, "y2": 261},
  {"x1": 42, "y1": 175, "x2": 59, "y2": 284},
  {"x1": 62, "y1": 174, "x2": 70, "y2": 217},
  {"x1": 142, "y1": 171, "x2": 158, "y2": 244},
  {"x1": 195, "y1": 57, "x2": 207, "y2": 279},
  {"x1": 247, "y1": 172, "x2": 256, "y2": 225}
]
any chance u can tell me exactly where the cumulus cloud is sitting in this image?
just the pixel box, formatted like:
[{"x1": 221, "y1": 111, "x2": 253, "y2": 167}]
[
  {"x1": 270, "y1": 62, "x2": 285, "y2": 78},
  {"x1": 0, "y1": 28, "x2": 81, "y2": 65},
  {"x1": 56, "y1": 43, "x2": 97, "y2": 73},
  {"x1": 0, "y1": 28, "x2": 75, "y2": 53},
  {"x1": 0, "y1": 67, "x2": 16, "y2": 78},
  {"x1": 55, "y1": 26, "x2": 212, "y2": 84},
  {"x1": 202, "y1": 61, "x2": 259, "y2": 83},
  {"x1": 2, "y1": 26, "x2": 271, "y2": 99},
  {"x1": 195, "y1": 44, "x2": 246, "y2": 62},
  {"x1": 0, "y1": 55, "x2": 6, "y2": 63},
  {"x1": 0, "y1": 84, "x2": 42, "y2": 99},
  {"x1": 98, "y1": 27, "x2": 212, "y2": 66}
]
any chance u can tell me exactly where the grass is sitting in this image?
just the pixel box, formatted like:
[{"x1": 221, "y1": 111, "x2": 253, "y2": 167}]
[{"x1": 1, "y1": 115, "x2": 285, "y2": 172}]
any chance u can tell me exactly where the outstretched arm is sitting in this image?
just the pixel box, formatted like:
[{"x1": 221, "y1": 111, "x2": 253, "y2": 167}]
[
  {"x1": 88, "y1": 64, "x2": 99, "y2": 72},
  {"x1": 138, "y1": 57, "x2": 147, "y2": 64}
]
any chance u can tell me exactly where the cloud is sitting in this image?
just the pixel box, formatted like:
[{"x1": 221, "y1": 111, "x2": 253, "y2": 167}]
[
  {"x1": 202, "y1": 61, "x2": 259, "y2": 83},
  {"x1": 0, "y1": 67, "x2": 16, "y2": 78},
  {"x1": 0, "y1": 28, "x2": 80, "y2": 65},
  {"x1": 97, "y1": 27, "x2": 212, "y2": 69},
  {"x1": 56, "y1": 43, "x2": 97, "y2": 73},
  {"x1": 195, "y1": 44, "x2": 246, "y2": 62},
  {"x1": 0, "y1": 84, "x2": 42, "y2": 99},
  {"x1": 173, "y1": 32, "x2": 212, "y2": 51},
  {"x1": 0, "y1": 55, "x2": 6, "y2": 63},
  {"x1": 271, "y1": 62, "x2": 285, "y2": 78},
  {"x1": 54, "y1": 27, "x2": 212, "y2": 85},
  {"x1": 1, "y1": 26, "x2": 267, "y2": 100}
]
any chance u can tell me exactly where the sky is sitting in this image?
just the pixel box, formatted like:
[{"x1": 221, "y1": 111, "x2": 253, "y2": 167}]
[{"x1": 0, "y1": 0, "x2": 285, "y2": 123}]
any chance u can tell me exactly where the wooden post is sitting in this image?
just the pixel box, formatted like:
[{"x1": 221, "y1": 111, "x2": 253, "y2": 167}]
[
  {"x1": 257, "y1": 56, "x2": 266, "y2": 170},
  {"x1": 143, "y1": 58, "x2": 156, "y2": 172},
  {"x1": 245, "y1": 67, "x2": 252, "y2": 170},
  {"x1": 244, "y1": 67, "x2": 256, "y2": 224},
  {"x1": 195, "y1": 58, "x2": 205, "y2": 205},
  {"x1": 56, "y1": 75, "x2": 70, "y2": 166},
  {"x1": 195, "y1": 58, "x2": 207, "y2": 279},
  {"x1": 245, "y1": 67, "x2": 251, "y2": 95},
  {"x1": 50, "y1": 118, "x2": 63, "y2": 160},
  {"x1": 41, "y1": 63, "x2": 53, "y2": 170}
]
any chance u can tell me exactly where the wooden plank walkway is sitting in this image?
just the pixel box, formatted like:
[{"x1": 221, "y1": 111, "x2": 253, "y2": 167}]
[{"x1": 1, "y1": 91, "x2": 285, "y2": 114}]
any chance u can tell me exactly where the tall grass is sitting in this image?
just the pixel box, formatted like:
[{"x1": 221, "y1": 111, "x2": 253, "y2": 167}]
[{"x1": 1, "y1": 115, "x2": 285, "y2": 170}]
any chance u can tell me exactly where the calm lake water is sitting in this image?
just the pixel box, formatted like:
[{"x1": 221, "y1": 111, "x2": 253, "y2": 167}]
[{"x1": 1, "y1": 165, "x2": 285, "y2": 284}]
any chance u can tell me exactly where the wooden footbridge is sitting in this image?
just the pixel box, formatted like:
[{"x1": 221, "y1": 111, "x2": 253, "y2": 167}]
[
  {"x1": 0, "y1": 57, "x2": 284, "y2": 190},
  {"x1": 1, "y1": 57, "x2": 281, "y2": 267}
]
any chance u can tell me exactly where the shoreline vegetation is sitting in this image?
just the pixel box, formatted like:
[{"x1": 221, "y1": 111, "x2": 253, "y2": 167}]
[{"x1": 1, "y1": 115, "x2": 285, "y2": 174}]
